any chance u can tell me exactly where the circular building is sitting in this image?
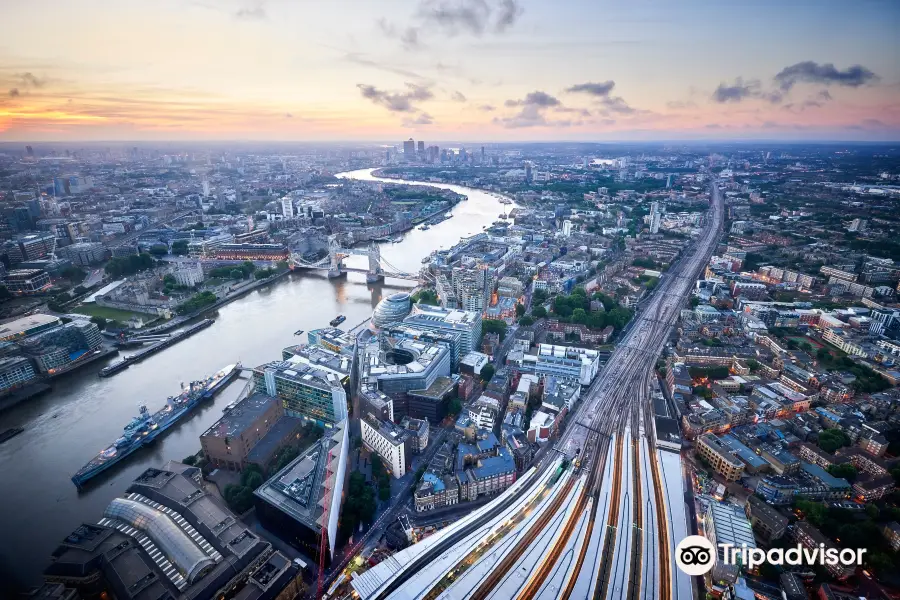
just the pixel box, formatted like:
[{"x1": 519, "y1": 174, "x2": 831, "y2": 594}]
[{"x1": 372, "y1": 292, "x2": 412, "y2": 328}]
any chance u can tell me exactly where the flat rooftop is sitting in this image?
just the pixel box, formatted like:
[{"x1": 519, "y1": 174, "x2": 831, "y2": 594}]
[
  {"x1": 201, "y1": 392, "x2": 278, "y2": 440},
  {"x1": 0, "y1": 313, "x2": 60, "y2": 339}
]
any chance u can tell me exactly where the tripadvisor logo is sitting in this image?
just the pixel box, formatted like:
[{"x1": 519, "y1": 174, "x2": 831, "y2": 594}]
[{"x1": 675, "y1": 535, "x2": 867, "y2": 576}]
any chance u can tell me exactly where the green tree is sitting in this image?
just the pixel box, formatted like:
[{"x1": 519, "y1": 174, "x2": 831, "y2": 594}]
[
  {"x1": 148, "y1": 244, "x2": 169, "y2": 256},
  {"x1": 518, "y1": 315, "x2": 535, "y2": 326},
  {"x1": 480, "y1": 363, "x2": 495, "y2": 384},
  {"x1": 515, "y1": 302, "x2": 525, "y2": 317},
  {"x1": 532, "y1": 305, "x2": 547, "y2": 318},
  {"x1": 448, "y1": 396, "x2": 462, "y2": 416},
  {"x1": 481, "y1": 319, "x2": 508, "y2": 341},
  {"x1": 182, "y1": 454, "x2": 198, "y2": 466},
  {"x1": 827, "y1": 463, "x2": 858, "y2": 482},
  {"x1": 818, "y1": 429, "x2": 850, "y2": 454},
  {"x1": 171, "y1": 239, "x2": 189, "y2": 255},
  {"x1": 90, "y1": 316, "x2": 108, "y2": 331}
]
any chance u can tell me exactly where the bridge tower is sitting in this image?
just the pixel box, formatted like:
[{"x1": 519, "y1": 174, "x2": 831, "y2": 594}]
[
  {"x1": 327, "y1": 235, "x2": 343, "y2": 278},
  {"x1": 366, "y1": 242, "x2": 383, "y2": 283}
]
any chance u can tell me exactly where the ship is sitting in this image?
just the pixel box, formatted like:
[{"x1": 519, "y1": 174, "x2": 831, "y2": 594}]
[
  {"x1": 71, "y1": 363, "x2": 241, "y2": 489},
  {"x1": 419, "y1": 224, "x2": 430, "y2": 231},
  {"x1": 330, "y1": 315, "x2": 346, "y2": 327}
]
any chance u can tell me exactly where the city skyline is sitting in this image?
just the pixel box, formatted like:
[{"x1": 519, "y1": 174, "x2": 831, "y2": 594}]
[{"x1": 1, "y1": 0, "x2": 899, "y2": 142}]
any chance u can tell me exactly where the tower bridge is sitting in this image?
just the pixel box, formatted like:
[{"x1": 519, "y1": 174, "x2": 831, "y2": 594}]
[{"x1": 289, "y1": 235, "x2": 426, "y2": 283}]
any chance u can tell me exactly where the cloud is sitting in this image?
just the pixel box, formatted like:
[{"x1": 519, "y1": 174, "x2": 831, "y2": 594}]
[
  {"x1": 417, "y1": 0, "x2": 523, "y2": 36},
  {"x1": 712, "y1": 78, "x2": 762, "y2": 103},
  {"x1": 478, "y1": 104, "x2": 495, "y2": 111},
  {"x1": 377, "y1": 19, "x2": 423, "y2": 49},
  {"x1": 496, "y1": 91, "x2": 574, "y2": 128},
  {"x1": 862, "y1": 118, "x2": 885, "y2": 128},
  {"x1": 285, "y1": 113, "x2": 293, "y2": 118},
  {"x1": 8, "y1": 88, "x2": 20, "y2": 97},
  {"x1": 18, "y1": 72, "x2": 45, "y2": 88},
  {"x1": 599, "y1": 96, "x2": 635, "y2": 114},
  {"x1": 774, "y1": 61, "x2": 879, "y2": 91},
  {"x1": 234, "y1": 3, "x2": 266, "y2": 19},
  {"x1": 505, "y1": 90, "x2": 560, "y2": 107},
  {"x1": 555, "y1": 106, "x2": 591, "y2": 117},
  {"x1": 817, "y1": 89, "x2": 832, "y2": 101},
  {"x1": 705, "y1": 123, "x2": 721, "y2": 129},
  {"x1": 357, "y1": 82, "x2": 434, "y2": 113},
  {"x1": 404, "y1": 112, "x2": 434, "y2": 126},
  {"x1": 451, "y1": 90, "x2": 467, "y2": 102},
  {"x1": 565, "y1": 81, "x2": 615, "y2": 97},
  {"x1": 494, "y1": 0, "x2": 523, "y2": 32}
]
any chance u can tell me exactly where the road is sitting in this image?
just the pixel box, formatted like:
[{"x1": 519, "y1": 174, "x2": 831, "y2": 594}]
[{"x1": 350, "y1": 177, "x2": 723, "y2": 600}]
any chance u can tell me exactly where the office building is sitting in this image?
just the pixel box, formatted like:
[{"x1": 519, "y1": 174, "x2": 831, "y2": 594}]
[
  {"x1": 0, "y1": 355, "x2": 37, "y2": 392},
  {"x1": 19, "y1": 321, "x2": 103, "y2": 373},
  {"x1": 417, "y1": 140, "x2": 425, "y2": 155},
  {"x1": 459, "y1": 447, "x2": 516, "y2": 501},
  {"x1": 305, "y1": 327, "x2": 354, "y2": 353},
  {"x1": 253, "y1": 421, "x2": 347, "y2": 566},
  {"x1": 561, "y1": 220, "x2": 573, "y2": 237},
  {"x1": 403, "y1": 138, "x2": 415, "y2": 158},
  {"x1": 200, "y1": 392, "x2": 288, "y2": 471},
  {"x1": 58, "y1": 242, "x2": 107, "y2": 266},
  {"x1": 280, "y1": 196, "x2": 294, "y2": 219},
  {"x1": 401, "y1": 416, "x2": 429, "y2": 453},
  {"x1": 507, "y1": 343, "x2": 602, "y2": 386},
  {"x1": 360, "y1": 335, "x2": 452, "y2": 420},
  {"x1": 403, "y1": 305, "x2": 482, "y2": 360},
  {"x1": 361, "y1": 414, "x2": 411, "y2": 478},
  {"x1": 386, "y1": 323, "x2": 462, "y2": 370},
  {"x1": 373, "y1": 292, "x2": 412, "y2": 328},
  {"x1": 697, "y1": 434, "x2": 746, "y2": 481},
  {"x1": 497, "y1": 276, "x2": 524, "y2": 298},
  {"x1": 0, "y1": 313, "x2": 61, "y2": 341},
  {"x1": 4, "y1": 269, "x2": 51, "y2": 294},
  {"x1": 704, "y1": 502, "x2": 756, "y2": 585},
  {"x1": 41, "y1": 464, "x2": 301, "y2": 600},
  {"x1": 252, "y1": 346, "x2": 350, "y2": 428}
]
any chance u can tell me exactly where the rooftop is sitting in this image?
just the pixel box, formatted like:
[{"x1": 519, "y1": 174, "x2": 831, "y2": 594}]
[
  {"x1": 0, "y1": 313, "x2": 60, "y2": 339},
  {"x1": 201, "y1": 392, "x2": 278, "y2": 440}
]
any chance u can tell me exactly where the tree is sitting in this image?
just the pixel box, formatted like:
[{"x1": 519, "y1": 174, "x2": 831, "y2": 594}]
[
  {"x1": 244, "y1": 471, "x2": 264, "y2": 490},
  {"x1": 182, "y1": 454, "x2": 198, "y2": 466},
  {"x1": 515, "y1": 302, "x2": 525, "y2": 317},
  {"x1": 481, "y1": 319, "x2": 508, "y2": 341},
  {"x1": 827, "y1": 463, "x2": 857, "y2": 482},
  {"x1": 816, "y1": 347, "x2": 831, "y2": 361},
  {"x1": 818, "y1": 429, "x2": 850, "y2": 454},
  {"x1": 448, "y1": 396, "x2": 462, "y2": 416},
  {"x1": 148, "y1": 244, "x2": 169, "y2": 256},
  {"x1": 171, "y1": 240, "x2": 189, "y2": 255},
  {"x1": 532, "y1": 305, "x2": 547, "y2": 318},
  {"x1": 518, "y1": 315, "x2": 535, "y2": 326},
  {"x1": 746, "y1": 359, "x2": 760, "y2": 372},
  {"x1": 480, "y1": 363, "x2": 495, "y2": 384},
  {"x1": 0, "y1": 285, "x2": 10, "y2": 300},
  {"x1": 90, "y1": 316, "x2": 108, "y2": 331}
]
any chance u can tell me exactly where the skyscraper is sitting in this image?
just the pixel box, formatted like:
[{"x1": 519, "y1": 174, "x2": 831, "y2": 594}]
[
  {"x1": 403, "y1": 138, "x2": 415, "y2": 158},
  {"x1": 417, "y1": 140, "x2": 425, "y2": 155},
  {"x1": 281, "y1": 196, "x2": 294, "y2": 219},
  {"x1": 524, "y1": 161, "x2": 533, "y2": 183},
  {"x1": 649, "y1": 201, "x2": 662, "y2": 234}
]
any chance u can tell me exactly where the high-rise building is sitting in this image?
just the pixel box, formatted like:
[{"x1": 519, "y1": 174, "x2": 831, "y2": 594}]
[
  {"x1": 403, "y1": 138, "x2": 416, "y2": 158},
  {"x1": 251, "y1": 347, "x2": 351, "y2": 427},
  {"x1": 524, "y1": 161, "x2": 533, "y2": 182},
  {"x1": 403, "y1": 304, "x2": 483, "y2": 356},
  {"x1": 649, "y1": 201, "x2": 662, "y2": 234},
  {"x1": 280, "y1": 196, "x2": 294, "y2": 219},
  {"x1": 202, "y1": 180, "x2": 210, "y2": 198},
  {"x1": 417, "y1": 140, "x2": 425, "y2": 155},
  {"x1": 562, "y1": 220, "x2": 573, "y2": 237}
]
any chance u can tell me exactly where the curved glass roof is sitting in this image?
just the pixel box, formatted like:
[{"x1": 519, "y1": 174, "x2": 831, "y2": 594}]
[{"x1": 104, "y1": 497, "x2": 215, "y2": 584}]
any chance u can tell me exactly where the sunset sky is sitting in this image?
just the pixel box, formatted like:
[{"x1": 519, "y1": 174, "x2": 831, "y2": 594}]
[{"x1": 1, "y1": 0, "x2": 898, "y2": 142}]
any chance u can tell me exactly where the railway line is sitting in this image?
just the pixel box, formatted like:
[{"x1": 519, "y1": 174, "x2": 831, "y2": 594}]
[{"x1": 351, "y1": 179, "x2": 723, "y2": 600}]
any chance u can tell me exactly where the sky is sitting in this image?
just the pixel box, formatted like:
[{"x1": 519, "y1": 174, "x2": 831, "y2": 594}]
[{"x1": 0, "y1": 0, "x2": 898, "y2": 142}]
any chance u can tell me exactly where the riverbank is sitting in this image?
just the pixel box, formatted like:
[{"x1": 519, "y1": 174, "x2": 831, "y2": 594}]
[
  {"x1": 0, "y1": 169, "x2": 511, "y2": 590},
  {"x1": 371, "y1": 168, "x2": 516, "y2": 204}
]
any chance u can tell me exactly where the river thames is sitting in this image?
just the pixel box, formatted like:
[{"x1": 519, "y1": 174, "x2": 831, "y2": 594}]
[{"x1": 0, "y1": 168, "x2": 509, "y2": 589}]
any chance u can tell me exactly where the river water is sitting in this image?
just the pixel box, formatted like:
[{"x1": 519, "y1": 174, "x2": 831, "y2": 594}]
[{"x1": 0, "y1": 168, "x2": 509, "y2": 589}]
